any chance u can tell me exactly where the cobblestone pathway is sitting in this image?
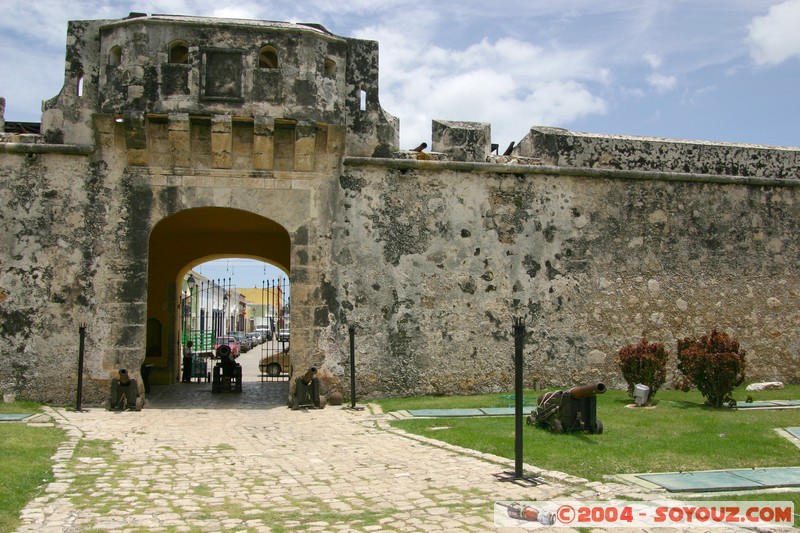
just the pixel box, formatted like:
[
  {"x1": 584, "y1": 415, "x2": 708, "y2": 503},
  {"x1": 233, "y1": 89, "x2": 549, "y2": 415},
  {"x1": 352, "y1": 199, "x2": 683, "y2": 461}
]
[{"x1": 13, "y1": 348, "x2": 748, "y2": 532}]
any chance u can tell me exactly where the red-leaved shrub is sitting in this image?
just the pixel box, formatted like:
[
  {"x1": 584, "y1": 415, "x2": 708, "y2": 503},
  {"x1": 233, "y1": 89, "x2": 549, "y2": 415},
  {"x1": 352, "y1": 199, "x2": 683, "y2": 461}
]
[
  {"x1": 676, "y1": 329, "x2": 746, "y2": 407},
  {"x1": 616, "y1": 337, "x2": 668, "y2": 404}
]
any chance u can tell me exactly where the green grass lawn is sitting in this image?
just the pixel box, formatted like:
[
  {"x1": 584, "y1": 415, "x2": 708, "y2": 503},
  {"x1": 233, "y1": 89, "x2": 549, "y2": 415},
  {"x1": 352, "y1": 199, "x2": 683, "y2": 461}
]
[
  {"x1": 375, "y1": 386, "x2": 800, "y2": 482},
  {"x1": 0, "y1": 401, "x2": 66, "y2": 532}
]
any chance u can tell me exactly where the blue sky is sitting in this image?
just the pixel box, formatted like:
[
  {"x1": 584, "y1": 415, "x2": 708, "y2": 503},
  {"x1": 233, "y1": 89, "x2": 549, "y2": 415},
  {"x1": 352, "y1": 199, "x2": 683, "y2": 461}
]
[
  {"x1": 2, "y1": 1, "x2": 799, "y2": 149},
  {"x1": 2, "y1": 0, "x2": 799, "y2": 286},
  {"x1": 193, "y1": 259, "x2": 289, "y2": 291}
]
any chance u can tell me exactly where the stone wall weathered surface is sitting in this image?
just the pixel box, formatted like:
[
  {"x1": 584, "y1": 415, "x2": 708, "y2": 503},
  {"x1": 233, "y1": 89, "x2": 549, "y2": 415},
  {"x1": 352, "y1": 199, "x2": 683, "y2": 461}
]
[
  {"x1": 317, "y1": 158, "x2": 800, "y2": 397},
  {"x1": 0, "y1": 150, "x2": 108, "y2": 403},
  {"x1": 517, "y1": 126, "x2": 800, "y2": 179}
]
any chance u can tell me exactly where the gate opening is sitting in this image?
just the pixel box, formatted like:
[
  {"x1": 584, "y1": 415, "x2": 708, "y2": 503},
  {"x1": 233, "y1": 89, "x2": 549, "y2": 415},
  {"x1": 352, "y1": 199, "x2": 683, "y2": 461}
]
[
  {"x1": 144, "y1": 207, "x2": 291, "y2": 406},
  {"x1": 178, "y1": 262, "x2": 291, "y2": 387}
]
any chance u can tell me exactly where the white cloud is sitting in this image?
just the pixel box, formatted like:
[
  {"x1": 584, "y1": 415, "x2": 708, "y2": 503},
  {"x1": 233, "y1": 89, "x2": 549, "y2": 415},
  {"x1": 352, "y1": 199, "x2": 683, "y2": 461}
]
[
  {"x1": 644, "y1": 53, "x2": 662, "y2": 69},
  {"x1": 621, "y1": 86, "x2": 646, "y2": 98},
  {"x1": 211, "y1": 5, "x2": 264, "y2": 19},
  {"x1": 646, "y1": 73, "x2": 677, "y2": 93},
  {"x1": 747, "y1": 0, "x2": 800, "y2": 65},
  {"x1": 357, "y1": 24, "x2": 609, "y2": 147}
]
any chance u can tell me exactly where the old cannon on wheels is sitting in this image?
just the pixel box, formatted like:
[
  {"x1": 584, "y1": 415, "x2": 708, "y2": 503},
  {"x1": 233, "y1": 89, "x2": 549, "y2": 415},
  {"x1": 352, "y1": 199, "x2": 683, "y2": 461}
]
[
  {"x1": 289, "y1": 367, "x2": 325, "y2": 410},
  {"x1": 212, "y1": 344, "x2": 242, "y2": 393},
  {"x1": 527, "y1": 383, "x2": 606, "y2": 434},
  {"x1": 108, "y1": 368, "x2": 143, "y2": 411}
]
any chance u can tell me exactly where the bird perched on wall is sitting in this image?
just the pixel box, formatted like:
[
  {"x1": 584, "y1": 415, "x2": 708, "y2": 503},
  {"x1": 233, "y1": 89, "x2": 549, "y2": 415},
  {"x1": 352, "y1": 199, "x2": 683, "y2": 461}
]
[
  {"x1": 502, "y1": 141, "x2": 515, "y2": 156},
  {"x1": 410, "y1": 142, "x2": 427, "y2": 152}
]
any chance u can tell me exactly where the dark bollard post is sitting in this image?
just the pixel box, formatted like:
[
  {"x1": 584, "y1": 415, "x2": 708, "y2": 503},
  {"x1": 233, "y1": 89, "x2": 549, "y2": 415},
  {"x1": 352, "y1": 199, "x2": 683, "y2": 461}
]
[
  {"x1": 74, "y1": 324, "x2": 87, "y2": 412},
  {"x1": 349, "y1": 325, "x2": 356, "y2": 409},
  {"x1": 513, "y1": 316, "x2": 525, "y2": 479}
]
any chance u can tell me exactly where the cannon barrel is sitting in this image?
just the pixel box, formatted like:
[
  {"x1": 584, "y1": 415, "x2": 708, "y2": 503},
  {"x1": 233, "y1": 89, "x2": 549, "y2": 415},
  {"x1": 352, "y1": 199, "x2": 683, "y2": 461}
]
[
  {"x1": 568, "y1": 382, "x2": 606, "y2": 399},
  {"x1": 537, "y1": 383, "x2": 606, "y2": 405},
  {"x1": 301, "y1": 367, "x2": 317, "y2": 385},
  {"x1": 217, "y1": 344, "x2": 232, "y2": 358},
  {"x1": 118, "y1": 368, "x2": 131, "y2": 386}
]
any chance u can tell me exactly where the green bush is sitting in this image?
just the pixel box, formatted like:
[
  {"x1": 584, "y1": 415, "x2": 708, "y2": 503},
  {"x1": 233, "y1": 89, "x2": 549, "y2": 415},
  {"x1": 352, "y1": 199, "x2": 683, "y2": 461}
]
[
  {"x1": 676, "y1": 329, "x2": 746, "y2": 407},
  {"x1": 616, "y1": 337, "x2": 668, "y2": 403}
]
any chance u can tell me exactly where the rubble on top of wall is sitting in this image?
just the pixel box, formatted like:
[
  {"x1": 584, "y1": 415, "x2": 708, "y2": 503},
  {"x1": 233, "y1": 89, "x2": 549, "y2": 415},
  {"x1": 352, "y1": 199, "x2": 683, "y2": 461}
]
[
  {"x1": 392, "y1": 150, "x2": 450, "y2": 161},
  {"x1": 0, "y1": 132, "x2": 45, "y2": 144},
  {"x1": 391, "y1": 118, "x2": 546, "y2": 165},
  {"x1": 391, "y1": 149, "x2": 544, "y2": 166},
  {"x1": 485, "y1": 154, "x2": 543, "y2": 166}
]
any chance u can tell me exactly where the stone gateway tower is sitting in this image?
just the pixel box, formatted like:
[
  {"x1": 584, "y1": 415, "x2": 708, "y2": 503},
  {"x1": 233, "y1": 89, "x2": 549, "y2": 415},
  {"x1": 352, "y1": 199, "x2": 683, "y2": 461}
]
[
  {"x1": 1, "y1": 14, "x2": 799, "y2": 404},
  {"x1": 0, "y1": 14, "x2": 398, "y2": 403}
]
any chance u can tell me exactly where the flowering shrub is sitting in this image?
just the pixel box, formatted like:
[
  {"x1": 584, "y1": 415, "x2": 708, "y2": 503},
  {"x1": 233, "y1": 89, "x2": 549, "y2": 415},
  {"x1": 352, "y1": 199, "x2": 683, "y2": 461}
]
[
  {"x1": 616, "y1": 337, "x2": 668, "y2": 403},
  {"x1": 676, "y1": 330, "x2": 746, "y2": 407}
]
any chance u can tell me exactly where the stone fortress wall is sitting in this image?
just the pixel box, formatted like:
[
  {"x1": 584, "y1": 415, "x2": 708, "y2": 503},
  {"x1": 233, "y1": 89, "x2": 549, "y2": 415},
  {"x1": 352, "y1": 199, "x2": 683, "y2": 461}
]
[
  {"x1": 0, "y1": 14, "x2": 798, "y2": 403},
  {"x1": 328, "y1": 122, "x2": 800, "y2": 396}
]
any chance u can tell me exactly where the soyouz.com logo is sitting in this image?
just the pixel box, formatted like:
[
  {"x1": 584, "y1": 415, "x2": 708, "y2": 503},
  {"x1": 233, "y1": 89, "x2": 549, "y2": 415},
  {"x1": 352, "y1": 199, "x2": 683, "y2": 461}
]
[{"x1": 494, "y1": 500, "x2": 794, "y2": 528}]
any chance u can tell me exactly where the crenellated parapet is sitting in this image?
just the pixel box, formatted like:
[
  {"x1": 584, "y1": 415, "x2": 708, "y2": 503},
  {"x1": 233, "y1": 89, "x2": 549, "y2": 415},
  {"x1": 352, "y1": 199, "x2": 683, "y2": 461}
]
[{"x1": 93, "y1": 113, "x2": 345, "y2": 172}]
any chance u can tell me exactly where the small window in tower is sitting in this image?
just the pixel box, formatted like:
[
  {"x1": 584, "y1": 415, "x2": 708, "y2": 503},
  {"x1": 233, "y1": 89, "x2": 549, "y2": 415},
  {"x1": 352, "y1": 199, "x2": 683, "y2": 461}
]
[
  {"x1": 324, "y1": 58, "x2": 336, "y2": 78},
  {"x1": 359, "y1": 84, "x2": 367, "y2": 111},
  {"x1": 259, "y1": 45, "x2": 279, "y2": 69},
  {"x1": 110, "y1": 46, "x2": 122, "y2": 66},
  {"x1": 77, "y1": 74, "x2": 85, "y2": 97},
  {"x1": 169, "y1": 41, "x2": 189, "y2": 64}
]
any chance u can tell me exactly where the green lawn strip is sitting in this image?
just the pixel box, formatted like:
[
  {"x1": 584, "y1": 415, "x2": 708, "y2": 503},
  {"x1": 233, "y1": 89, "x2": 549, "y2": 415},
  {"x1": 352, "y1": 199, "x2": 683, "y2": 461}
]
[
  {"x1": 0, "y1": 406, "x2": 66, "y2": 532},
  {"x1": 377, "y1": 391, "x2": 537, "y2": 413},
  {"x1": 0, "y1": 399, "x2": 43, "y2": 415},
  {"x1": 378, "y1": 387, "x2": 800, "y2": 482}
]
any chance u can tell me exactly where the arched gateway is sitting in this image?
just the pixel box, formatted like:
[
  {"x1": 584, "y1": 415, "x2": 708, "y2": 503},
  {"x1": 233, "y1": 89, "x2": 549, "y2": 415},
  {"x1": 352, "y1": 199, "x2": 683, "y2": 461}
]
[
  {"x1": 146, "y1": 208, "x2": 290, "y2": 385},
  {"x1": 0, "y1": 14, "x2": 398, "y2": 404}
]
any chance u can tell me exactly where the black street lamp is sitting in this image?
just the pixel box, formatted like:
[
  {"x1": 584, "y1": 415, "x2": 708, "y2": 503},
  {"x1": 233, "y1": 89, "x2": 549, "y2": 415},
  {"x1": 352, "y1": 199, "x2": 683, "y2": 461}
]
[
  {"x1": 186, "y1": 274, "x2": 197, "y2": 332},
  {"x1": 181, "y1": 274, "x2": 197, "y2": 347}
]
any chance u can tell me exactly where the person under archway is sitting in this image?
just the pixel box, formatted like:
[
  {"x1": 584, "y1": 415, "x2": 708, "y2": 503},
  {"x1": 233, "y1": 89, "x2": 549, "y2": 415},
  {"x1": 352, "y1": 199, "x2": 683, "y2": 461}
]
[{"x1": 182, "y1": 341, "x2": 194, "y2": 383}]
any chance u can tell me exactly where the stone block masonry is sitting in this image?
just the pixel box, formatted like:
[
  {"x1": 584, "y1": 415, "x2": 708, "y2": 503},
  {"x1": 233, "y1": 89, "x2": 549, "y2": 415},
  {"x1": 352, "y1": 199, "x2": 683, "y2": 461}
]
[{"x1": 329, "y1": 153, "x2": 800, "y2": 397}]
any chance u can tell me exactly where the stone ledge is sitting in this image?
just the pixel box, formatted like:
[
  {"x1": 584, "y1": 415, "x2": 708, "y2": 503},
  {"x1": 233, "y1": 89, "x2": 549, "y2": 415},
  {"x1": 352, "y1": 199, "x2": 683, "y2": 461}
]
[
  {"x1": 345, "y1": 155, "x2": 800, "y2": 188},
  {"x1": 0, "y1": 141, "x2": 94, "y2": 155}
]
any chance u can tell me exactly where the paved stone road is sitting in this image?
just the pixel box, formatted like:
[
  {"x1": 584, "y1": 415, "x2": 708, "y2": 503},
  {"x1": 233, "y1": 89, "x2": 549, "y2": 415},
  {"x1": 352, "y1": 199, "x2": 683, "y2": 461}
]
[{"x1": 14, "y1": 346, "x2": 750, "y2": 532}]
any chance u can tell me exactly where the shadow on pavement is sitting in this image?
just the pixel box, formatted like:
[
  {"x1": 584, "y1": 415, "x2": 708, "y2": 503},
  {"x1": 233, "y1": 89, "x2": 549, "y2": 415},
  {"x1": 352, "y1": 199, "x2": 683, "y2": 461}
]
[{"x1": 144, "y1": 346, "x2": 290, "y2": 409}]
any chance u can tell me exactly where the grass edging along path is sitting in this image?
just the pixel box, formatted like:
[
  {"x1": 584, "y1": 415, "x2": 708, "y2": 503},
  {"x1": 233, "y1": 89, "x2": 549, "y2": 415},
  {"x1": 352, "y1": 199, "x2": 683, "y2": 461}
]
[
  {"x1": 375, "y1": 386, "x2": 800, "y2": 483},
  {"x1": 0, "y1": 401, "x2": 66, "y2": 533}
]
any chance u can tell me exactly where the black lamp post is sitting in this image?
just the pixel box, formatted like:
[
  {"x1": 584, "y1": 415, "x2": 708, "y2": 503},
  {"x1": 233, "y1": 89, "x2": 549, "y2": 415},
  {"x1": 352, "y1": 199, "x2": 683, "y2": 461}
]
[
  {"x1": 181, "y1": 274, "x2": 197, "y2": 344},
  {"x1": 186, "y1": 274, "x2": 196, "y2": 331}
]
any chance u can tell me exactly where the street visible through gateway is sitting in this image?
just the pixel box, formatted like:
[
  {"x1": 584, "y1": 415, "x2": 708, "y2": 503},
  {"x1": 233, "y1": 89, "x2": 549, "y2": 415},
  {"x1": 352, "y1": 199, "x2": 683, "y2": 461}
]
[{"x1": 148, "y1": 341, "x2": 291, "y2": 409}]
